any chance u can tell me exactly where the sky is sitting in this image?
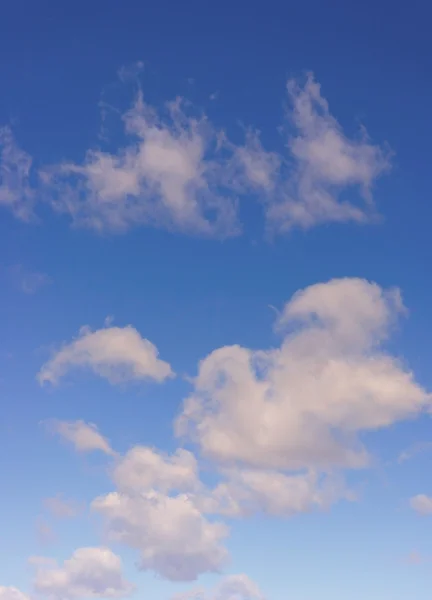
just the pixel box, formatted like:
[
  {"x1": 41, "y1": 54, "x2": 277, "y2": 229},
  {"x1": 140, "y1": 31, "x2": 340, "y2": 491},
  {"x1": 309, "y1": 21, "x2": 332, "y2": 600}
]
[{"x1": 1, "y1": 1, "x2": 432, "y2": 599}]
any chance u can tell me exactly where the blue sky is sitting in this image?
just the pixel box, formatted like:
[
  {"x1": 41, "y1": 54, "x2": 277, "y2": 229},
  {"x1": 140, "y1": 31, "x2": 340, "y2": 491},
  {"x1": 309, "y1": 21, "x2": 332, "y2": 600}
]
[{"x1": 1, "y1": 1, "x2": 432, "y2": 599}]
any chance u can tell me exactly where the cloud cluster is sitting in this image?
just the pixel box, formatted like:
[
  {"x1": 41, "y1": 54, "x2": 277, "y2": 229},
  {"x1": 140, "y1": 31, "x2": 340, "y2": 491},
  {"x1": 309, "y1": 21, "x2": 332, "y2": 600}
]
[
  {"x1": 38, "y1": 324, "x2": 173, "y2": 385},
  {"x1": 36, "y1": 278, "x2": 430, "y2": 587},
  {"x1": 33, "y1": 547, "x2": 133, "y2": 599},
  {"x1": 176, "y1": 278, "x2": 429, "y2": 472},
  {"x1": 1, "y1": 73, "x2": 390, "y2": 237}
]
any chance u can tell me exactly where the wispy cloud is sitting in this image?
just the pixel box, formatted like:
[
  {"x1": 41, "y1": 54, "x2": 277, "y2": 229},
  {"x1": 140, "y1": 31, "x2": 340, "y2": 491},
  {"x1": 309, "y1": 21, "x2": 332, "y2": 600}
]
[
  {"x1": 0, "y1": 127, "x2": 34, "y2": 220},
  {"x1": 10, "y1": 264, "x2": 52, "y2": 294},
  {"x1": 1, "y1": 70, "x2": 391, "y2": 238}
]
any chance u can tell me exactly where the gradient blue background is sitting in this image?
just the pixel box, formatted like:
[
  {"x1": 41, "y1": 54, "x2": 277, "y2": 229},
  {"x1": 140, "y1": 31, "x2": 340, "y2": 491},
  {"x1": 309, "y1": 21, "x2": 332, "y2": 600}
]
[{"x1": 1, "y1": 1, "x2": 432, "y2": 598}]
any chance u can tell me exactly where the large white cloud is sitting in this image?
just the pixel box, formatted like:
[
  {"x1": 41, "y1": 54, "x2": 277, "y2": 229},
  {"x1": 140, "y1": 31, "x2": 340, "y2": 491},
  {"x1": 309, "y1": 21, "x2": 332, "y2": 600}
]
[
  {"x1": 176, "y1": 278, "x2": 430, "y2": 471},
  {"x1": 37, "y1": 324, "x2": 173, "y2": 385},
  {"x1": 33, "y1": 547, "x2": 134, "y2": 599}
]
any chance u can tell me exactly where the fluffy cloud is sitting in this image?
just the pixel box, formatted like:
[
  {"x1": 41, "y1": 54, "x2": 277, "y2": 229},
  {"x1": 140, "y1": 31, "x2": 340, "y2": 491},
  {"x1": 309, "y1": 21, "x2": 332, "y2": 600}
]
[
  {"x1": 174, "y1": 574, "x2": 265, "y2": 600},
  {"x1": 176, "y1": 278, "x2": 430, "y2": 472},
  {"x1": 37, "y1": 324, "x2": 173, "y2": 385},
  {"x1": 33, "y1": 547, "x2": 133, "y2": 599},
  {"x1": 0, "y1": 127, "x2": 34, "y2": 220},
  {"x1": 48, "y1": 420, "x2": 115, "y2": 456},
  {"x1": 41, "y1": 93, "x2": 240, "y2": 238},
  {"x1": 0, "y1": 588, "x2": 30, "y2": 600},
  {"x1": 92, "y1": 491, "x2": 229, "y2": 581},
  {"x1": 265, "y1": 73, "x2": 390, "y2": 231},
  {"x1": 112, "y1": 446, "x2": 199, "y2": 494},
  {"x1": 197, "y1": 469, "x2": 350, "y2": 518},
  {"x1": 91, "y1": 445, "x2": 228, "y2": 581},
  {"x1": 410, "y1": 494, "x2": 432, "y2": 515}
]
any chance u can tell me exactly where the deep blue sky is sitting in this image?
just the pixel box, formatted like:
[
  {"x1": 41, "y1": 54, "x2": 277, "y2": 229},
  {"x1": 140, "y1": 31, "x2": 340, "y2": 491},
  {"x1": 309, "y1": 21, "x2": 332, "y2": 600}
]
[{"x1": 1, "y1": 2, "x2": 432, "y2": 600}]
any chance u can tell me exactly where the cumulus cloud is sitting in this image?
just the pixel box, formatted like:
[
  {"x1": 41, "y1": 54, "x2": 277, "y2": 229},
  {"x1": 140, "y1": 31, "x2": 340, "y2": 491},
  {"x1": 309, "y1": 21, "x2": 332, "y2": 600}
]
[
  {"x1": 92, "y1": 490, "x2": 229, "y2": 581},
  {"x1": 112, "y1": 446, "x2": 199, "y2": 494},
  {"x1": 48, "y1": 420, "x2": 115, "y2": 456},
  {"x1": 197, "y1": 469, "x2": 351, "y2": 518},
  {"x1": 33, "y1": 547, "x2": 133, "y2": 599},
  {"x1": 176, "y1": 278, "x2": 430, "y2": 472},
  {"x1": 0, "y1": 126, "x2": 34, "y2": 220},
  {"x1": 410, "y1": 494, "x2": 432, "y2": 515},
  {"x1": 37, "y1": 324, "x2": 173, "y2": 385},
  {"x1": 91, "y1": 446, "x2": 228, "y2": 581},
  {"x1": 174, "y1": 574, "x2": 265, "y2": 600},
  {"x1": 267, "y1": 73, "x2": 390, "y2": 231},
  {"x1": 41, "y1": 93, "x2": 240, "y2": 237},
  {"x1": 0, "y1": 588, "x2": 30, "y2": 600}
]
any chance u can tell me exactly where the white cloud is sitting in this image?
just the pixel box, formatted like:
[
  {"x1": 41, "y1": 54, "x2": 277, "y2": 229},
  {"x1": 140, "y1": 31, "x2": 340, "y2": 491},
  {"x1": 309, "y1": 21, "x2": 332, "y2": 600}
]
[
  {"x1": 37, "y1": 324, "x2": 173, "y2": 385},
  {"x1": 0, "y1": 587, "x2": 31, "y2": 600},
  {"x1": 41, "y1": 93, "x2": 240, "y2": 238},
  {"x1": 44, "y1": 494, "x2": 79, "y2": 518},
  {"x1": 271, "y1": 73, "x2": 390, "y2": 231},
  {"x1": 234, "y1": 73, "x2": 390, "y2": 233},
  {"x1": 90, "y1": 445, "x2": 228, "y2": 581},
  {"x1": 173, "y1": 574, "x2": 265, "y2": 600},
  {"x1": 92, "y1": 490, "x2": 229, "y2": 581},
  {"x1": 33, "y1": 547, "x2": 133, "y2": 600},
  {"x1": 176, "y1": 278, "x2": 430, "y2": 472},
  {"x1": 48, "y1": 420, "x2": 115, "y2": 456},
  {"x1": 3, "y1": 72, "x2": 390, "y2": 238},
  {"x1": 112, "y1": 446, "x2": 199, "y2": 494},
  {"x1": 410, "y1": 494, "x2": 432, "y2": 515},
  {"x1": 197, "y1": 469, "x2": 351, "y2": 518},
  {"x1": 0, "y1": 127, "x2": 34, "y2": 221}
]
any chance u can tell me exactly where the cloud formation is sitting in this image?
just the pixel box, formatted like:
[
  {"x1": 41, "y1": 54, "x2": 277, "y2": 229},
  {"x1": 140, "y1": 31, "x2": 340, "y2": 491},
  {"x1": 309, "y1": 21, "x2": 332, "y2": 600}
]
[
  {"x1": 1, "y1": 71, "x2": 390, "y2": 238},
  {"x1": 33, "y1": 547, "x2": 133, "y2": 599},
  {"x1": 38, "y1": 324, "x2": 173, "y2": 385},
  {"x1": 48, "y1": 420, "x2": 115, "y2": 456},
  {"x1": 92, "y1": 491, "x2": 229, "y2": 581},
  {"x1": 0, "y1": 127, "x2": 34, "y2": 221},
  {"x1": 176, "y1": 278, "x2": 430, "y2": 472},
  {"x1": 264, "y1": 73, "x2": 390, "y2": 231},
  {"x1": 41, "y1": 93, "x2": 240, "y2": 237}
]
